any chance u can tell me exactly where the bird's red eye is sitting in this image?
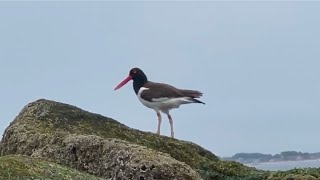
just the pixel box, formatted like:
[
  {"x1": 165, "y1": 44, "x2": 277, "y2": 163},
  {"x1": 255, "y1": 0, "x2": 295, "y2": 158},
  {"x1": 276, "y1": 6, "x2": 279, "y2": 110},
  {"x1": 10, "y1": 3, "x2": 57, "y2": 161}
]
[{"x1": 133, "y1": 70, "x2": 137, "y2": 74}]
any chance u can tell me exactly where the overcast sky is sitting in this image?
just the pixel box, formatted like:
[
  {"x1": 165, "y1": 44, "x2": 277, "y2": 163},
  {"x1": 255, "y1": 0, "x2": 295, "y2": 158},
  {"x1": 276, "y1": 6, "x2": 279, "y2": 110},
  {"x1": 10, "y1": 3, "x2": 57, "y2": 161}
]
[{"x1": 1, "y1": 2, "x2": 319, "y2": 157}]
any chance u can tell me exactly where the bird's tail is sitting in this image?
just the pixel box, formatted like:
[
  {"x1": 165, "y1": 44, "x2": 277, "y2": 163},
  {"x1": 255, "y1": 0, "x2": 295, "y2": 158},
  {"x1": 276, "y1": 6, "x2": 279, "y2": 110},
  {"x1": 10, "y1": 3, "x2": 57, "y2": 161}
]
[
  {"x1": 181, "y1": 90, "x2": 205, "y2": 104},
  {"x1": 181, "y1": 89, "x2": 203, "y2": 98},
  {"x1": 191, "y1": 98, "x2": 205, "y2": 104}
]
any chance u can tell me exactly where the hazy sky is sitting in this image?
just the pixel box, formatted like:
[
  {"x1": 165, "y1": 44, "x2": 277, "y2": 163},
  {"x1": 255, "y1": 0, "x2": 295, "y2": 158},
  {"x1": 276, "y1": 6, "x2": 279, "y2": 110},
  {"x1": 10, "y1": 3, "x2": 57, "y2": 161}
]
[{"x1": 1, "y1": 2, "x2": 319, "y2": 157}]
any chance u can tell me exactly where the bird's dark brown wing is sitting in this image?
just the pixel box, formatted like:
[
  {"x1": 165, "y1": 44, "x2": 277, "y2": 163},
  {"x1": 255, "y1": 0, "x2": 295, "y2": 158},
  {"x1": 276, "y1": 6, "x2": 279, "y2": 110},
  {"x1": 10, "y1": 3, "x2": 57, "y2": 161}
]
[{"x1": 141, "y1": 81, "x2": 203, "y2": 102}]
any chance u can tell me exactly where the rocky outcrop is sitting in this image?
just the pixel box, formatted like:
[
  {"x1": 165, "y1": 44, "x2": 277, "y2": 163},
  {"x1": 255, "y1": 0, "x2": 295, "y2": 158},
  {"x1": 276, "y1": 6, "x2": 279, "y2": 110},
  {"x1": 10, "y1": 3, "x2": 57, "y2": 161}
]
[
  {"x1": 1, "y1": 99, "x2": 319, "y2": 180},
  {"x1": 0, "y1": 99, "x2": 204, "y2": 179}
]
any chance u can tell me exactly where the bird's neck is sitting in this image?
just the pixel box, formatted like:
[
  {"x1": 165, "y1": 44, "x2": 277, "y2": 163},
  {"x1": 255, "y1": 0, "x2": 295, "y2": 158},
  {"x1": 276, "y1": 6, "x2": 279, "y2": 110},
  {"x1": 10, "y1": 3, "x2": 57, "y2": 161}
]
[{"x1": 133, "y1": 79, "x2": 147, "y2": 95}]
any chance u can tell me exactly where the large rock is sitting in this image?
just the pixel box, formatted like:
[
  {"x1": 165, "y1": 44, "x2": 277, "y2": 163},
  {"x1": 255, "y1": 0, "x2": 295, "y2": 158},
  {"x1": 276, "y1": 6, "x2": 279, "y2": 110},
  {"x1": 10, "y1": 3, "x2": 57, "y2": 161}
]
[
  {"x1": 3, "y1": 99, "x2": 319, "y2": 180},
  {"x1": 0, "y1": 99, "x2": 260, "y2": 179},
  {"x1": 0, "y1": 99, "x2": 204, "y2": 179}
]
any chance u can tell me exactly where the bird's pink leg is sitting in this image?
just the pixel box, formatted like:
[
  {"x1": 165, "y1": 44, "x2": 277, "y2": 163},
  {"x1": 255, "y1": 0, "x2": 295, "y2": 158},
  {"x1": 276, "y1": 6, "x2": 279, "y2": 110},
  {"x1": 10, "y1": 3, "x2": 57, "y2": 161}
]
[
  {"x1": 156, "y1": 111, "x2": 161, "y2": 135},
  {"x1": 168, "y1": 114, "x2": 174, "y2": 138}
]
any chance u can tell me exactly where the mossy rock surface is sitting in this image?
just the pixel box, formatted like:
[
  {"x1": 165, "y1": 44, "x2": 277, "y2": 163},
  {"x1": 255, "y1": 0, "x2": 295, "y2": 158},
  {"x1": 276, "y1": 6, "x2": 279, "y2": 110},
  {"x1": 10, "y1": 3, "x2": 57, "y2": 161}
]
[
  {"x1": 0, "y1": 154, "x2": 104, "y2": 180},
  {"x1": 0, "y1": 99, "x2": 319, "y2": 180},
  {"x1": 0, "y1": 99, "x2": 202, "y2": 180},
  {"x1": 266, "y1": 168, "x2": 320, "y2": 180}
]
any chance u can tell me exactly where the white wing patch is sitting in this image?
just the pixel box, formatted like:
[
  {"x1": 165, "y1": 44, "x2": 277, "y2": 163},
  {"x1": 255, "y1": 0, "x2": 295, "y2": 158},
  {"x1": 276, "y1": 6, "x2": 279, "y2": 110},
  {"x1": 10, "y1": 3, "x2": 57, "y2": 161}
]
[
  {"x1": 165, "y1": 97, "x2": 194, "y2": 104},
  {"x1": 152, "y1": 97, "x2": 169, "y2": 102}
]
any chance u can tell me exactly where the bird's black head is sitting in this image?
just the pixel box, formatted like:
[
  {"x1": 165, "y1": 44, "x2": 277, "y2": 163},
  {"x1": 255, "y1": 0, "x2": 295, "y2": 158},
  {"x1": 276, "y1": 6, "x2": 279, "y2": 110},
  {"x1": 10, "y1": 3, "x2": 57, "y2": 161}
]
[
  {"x1": 129, "y1": 67, "x2": 148, "y2": 82},
  {"x1": 114, "y1": 67, "x2": 148, "y2": 92}
]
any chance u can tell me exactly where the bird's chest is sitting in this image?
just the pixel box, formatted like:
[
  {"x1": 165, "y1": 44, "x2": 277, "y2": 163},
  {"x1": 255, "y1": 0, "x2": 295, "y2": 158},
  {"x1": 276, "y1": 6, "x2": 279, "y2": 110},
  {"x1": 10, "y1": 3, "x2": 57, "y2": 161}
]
[
  {"x1": 137, "y1": 87, "x2": 163, "y2": 110},
  {"x1": 137, "y1": 96, "x2": 159, "y2": 109}
]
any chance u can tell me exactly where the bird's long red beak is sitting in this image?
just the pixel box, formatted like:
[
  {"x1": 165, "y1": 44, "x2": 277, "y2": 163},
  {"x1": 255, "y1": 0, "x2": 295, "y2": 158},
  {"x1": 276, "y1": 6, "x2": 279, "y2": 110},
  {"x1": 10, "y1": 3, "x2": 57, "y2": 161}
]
[{"x1": 114, "y1": 75, "x2": 132, "y2": 90}]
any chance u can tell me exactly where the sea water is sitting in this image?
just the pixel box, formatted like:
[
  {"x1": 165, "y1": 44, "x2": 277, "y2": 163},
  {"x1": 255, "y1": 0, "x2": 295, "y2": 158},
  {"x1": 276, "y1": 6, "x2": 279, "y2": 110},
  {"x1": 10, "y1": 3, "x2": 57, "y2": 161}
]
[{"x1": 246, "y1": 159, "x2": 320, "y2": 171}]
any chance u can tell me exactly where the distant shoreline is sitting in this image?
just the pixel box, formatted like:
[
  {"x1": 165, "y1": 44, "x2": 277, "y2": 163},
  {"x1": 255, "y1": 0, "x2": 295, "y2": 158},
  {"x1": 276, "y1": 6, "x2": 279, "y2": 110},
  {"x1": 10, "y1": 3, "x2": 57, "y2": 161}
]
[
  {"x1": 246, "y1": 158, "x2": 320, "y2": 165},
  {"x1": 223, "y1": 151, "x2": 320, "y2": 164},
  {"x1": 244, "y1": 158, "x2": 320, "y2": 171}
]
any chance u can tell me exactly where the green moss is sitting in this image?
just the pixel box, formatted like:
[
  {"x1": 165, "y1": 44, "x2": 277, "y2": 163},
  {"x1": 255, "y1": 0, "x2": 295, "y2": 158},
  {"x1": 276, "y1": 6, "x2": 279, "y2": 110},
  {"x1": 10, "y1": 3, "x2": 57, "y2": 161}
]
[
  {"x1": 0, "y1": 155, "x2": 104, "y2": 180},
  {"x1": 266, "y1": 168, "x2": 320, "y2": 180}
]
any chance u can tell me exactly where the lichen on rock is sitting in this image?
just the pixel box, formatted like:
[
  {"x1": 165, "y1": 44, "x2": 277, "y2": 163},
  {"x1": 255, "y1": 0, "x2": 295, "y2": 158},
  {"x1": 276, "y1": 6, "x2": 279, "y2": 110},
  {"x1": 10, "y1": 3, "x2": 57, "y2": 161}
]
[{"x1": 0, "y1": 155, "x2": 104, "y2": 180}]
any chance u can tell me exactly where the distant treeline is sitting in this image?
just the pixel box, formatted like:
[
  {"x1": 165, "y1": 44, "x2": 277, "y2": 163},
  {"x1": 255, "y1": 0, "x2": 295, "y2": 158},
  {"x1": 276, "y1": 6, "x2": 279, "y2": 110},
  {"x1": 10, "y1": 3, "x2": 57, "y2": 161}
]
[{"x1": 223, "y1": 151, "x2": 320, "y2": 164}]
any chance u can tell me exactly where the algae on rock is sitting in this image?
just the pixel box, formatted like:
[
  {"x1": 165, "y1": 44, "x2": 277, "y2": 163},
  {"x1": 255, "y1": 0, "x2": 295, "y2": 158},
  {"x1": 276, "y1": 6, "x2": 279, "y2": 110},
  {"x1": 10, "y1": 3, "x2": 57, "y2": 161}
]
[{"x1": 0, "y1": 155, "x2": 104, "y2": 180}]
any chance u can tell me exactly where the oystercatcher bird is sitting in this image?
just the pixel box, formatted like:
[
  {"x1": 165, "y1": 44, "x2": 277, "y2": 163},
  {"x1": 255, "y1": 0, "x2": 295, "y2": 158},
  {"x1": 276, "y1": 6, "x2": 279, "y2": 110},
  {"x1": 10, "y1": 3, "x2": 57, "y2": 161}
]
[{"x1": 114, "y1": 67, "x2": 205, "y2": 138}]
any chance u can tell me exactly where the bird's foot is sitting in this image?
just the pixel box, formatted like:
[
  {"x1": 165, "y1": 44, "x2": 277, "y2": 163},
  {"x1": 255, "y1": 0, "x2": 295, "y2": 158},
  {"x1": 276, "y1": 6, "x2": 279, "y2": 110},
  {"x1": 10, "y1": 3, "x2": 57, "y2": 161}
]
[{"x1": 170, "y1": 133, "x2": 174, "y2": 138}]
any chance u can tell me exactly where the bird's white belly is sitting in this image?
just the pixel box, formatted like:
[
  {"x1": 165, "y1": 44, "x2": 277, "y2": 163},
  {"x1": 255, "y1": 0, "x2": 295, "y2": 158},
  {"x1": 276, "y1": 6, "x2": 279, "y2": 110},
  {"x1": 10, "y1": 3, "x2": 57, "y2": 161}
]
[{"x1": 138, "y1": 97, "x2": 165, "y2": 109}]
